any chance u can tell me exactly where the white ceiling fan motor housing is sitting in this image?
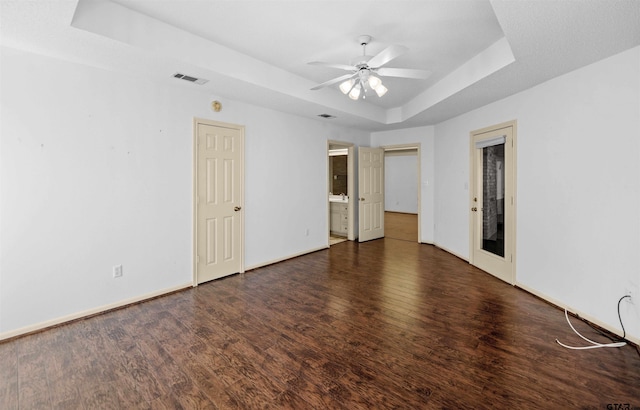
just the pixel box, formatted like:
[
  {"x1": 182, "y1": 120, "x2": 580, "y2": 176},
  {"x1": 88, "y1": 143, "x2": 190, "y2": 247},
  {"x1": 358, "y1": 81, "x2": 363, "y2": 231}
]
[{"x1": 351, "y1": 35, "x2": 374, "y2": 67}]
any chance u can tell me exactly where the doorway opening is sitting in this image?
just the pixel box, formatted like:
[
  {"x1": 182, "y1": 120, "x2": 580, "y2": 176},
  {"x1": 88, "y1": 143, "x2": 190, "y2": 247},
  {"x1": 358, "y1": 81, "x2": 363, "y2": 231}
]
[
  {"x1": 383, "y1": 144, "x2": 421, "y2": 243},
  {"x1": 328, "y1": 141, "x2": 355, "y2": 245}
]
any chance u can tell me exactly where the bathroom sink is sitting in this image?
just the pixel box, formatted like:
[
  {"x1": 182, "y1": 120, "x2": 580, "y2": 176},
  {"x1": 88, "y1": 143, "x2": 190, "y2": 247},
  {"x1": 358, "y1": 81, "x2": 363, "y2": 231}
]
[{"x1": 329, "y1": 195, "x2": 348, "y2": 203}]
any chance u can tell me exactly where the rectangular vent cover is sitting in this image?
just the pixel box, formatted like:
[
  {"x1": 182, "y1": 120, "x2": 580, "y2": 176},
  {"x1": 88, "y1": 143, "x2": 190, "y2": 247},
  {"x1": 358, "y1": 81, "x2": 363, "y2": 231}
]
[{"x1": 173, "y1": 73, "x2": 208, "y2": 85}]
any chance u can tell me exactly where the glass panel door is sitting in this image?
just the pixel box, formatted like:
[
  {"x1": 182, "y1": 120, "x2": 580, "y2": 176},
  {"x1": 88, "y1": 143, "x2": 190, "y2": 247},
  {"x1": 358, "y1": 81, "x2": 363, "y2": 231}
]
[{"x1": 470, "y1": 121, "x2": 516, "y2": 285}]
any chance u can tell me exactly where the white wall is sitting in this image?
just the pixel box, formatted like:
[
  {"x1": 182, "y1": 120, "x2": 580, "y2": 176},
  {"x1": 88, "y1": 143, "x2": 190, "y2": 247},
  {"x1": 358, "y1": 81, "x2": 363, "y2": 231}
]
[
  {"x1": 384, "y1": 153, "x2": 418, "y2": 214},
  {"x1": 371, "y1": 126, "x2": 435, "y2": 243},
  {"x1": 3, "y1": 43, "x2": 638, "y2": 344},
  {"x1": 434, "y1": 46, "x2": 640, "y2": 342},
  {"x1": 0, "y1": 46, "x2": 368, "y2": 336}
]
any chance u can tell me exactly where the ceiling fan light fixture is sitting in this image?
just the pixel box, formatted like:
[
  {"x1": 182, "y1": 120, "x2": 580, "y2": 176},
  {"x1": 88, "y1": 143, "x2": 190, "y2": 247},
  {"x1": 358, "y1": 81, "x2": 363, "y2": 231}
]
[
  {"x1": 339, "y1": 79, "x2": 354, "y2": 94},
  {"x1": 368, "y1": 75, "x2": 382, "y2": 89},
  {"x1": 374, "y1": 83, "x2": 388, "y2": 97},
  {"x1": 348, "y1": 84, "x2": 361, "y2": 100},
  {"x1": 309, "y1": 35, "x2": 427, "y2": 101}
]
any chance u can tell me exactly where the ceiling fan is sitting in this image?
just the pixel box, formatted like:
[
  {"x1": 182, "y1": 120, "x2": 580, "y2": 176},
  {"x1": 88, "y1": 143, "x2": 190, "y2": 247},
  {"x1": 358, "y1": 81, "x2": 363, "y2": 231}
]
[{"x1": 309, "y1": 35, "x2": 431, "y2": 100}]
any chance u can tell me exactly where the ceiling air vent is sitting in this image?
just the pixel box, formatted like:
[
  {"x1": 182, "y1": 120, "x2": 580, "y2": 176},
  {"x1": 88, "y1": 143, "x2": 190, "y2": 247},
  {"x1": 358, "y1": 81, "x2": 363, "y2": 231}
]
[
  {"x1": 173, "y1": 73, "x2": 208, "y2": 85},
  {"x1": 318, "y1": 114, "x2": 336, "y2": 119}
]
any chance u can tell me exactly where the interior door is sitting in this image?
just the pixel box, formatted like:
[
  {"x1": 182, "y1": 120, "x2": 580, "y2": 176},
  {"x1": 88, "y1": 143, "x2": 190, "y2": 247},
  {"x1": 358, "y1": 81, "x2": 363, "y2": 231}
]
[
  {"x1": 469, "y1": 121, "x2": 516, "y2": 284},
  {"x1": 195, "y1": 119, "x2": 244, "y2": 284},
  {"x1": 359, "y1": 147, "x2": 384, "y2": 242}
]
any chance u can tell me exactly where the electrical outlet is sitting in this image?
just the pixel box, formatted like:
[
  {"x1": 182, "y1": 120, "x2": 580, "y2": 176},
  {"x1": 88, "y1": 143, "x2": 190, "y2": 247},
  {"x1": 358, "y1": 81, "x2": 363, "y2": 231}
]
[
  {"x1": 113, "y1": 265, "x2": 123, "y2": 278},
  {"x1": 625, "y1": 282, "x2": 638, "y2": 305}
]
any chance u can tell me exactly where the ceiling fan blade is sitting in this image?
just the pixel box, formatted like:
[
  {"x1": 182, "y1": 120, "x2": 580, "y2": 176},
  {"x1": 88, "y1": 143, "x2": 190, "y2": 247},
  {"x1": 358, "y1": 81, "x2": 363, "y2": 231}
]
[
  {"x1": 367, "y1": 44, "x2": 408, "y2": 68},
  {"x1": 308, "y1": 61, "x2": 357, "y2": 71},
  {"x1": 310, "y1": 73, "x2": 356, "y2": 90},
  {"x1": 376, "y1": 67, "x2": 432, "y2": 80}
]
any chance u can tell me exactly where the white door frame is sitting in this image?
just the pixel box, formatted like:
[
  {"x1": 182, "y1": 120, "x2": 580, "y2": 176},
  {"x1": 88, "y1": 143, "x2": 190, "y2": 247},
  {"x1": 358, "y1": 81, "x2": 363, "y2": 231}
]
[
  {"x1": 469, "y1": 120, "x2": 517, "y2": 284},
  {"x1": 328, "y1": 141, "x2": 355, "y2": 242},
  {"x1": 382, "y1": 143, "x2": 422, "y2": 243},
  {"x1": 193, "y1": 117, "x2": 245, "y2": 286}
]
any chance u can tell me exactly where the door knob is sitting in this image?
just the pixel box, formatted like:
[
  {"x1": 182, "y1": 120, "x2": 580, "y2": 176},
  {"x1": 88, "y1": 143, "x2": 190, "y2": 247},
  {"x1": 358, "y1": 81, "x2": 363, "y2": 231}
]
[
  {"x1": 471, "y1": 207, "x2": 477, "y2": 212},
  {"x1": 234, "y1": 206, "x2": 242, "y2": 211},
  {"x1": 360, "y1": 198, "x2": 365, "y2": 201}
]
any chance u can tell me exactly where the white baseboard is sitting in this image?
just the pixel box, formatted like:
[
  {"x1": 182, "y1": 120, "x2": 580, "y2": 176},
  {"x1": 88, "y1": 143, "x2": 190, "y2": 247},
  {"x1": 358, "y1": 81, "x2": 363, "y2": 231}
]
[
  {"x1": 430, "y1": 246, "x2": 639, "y2": 346},
  {"x1": 433, "y1": 242, "x2": 469, "y2": 262},
  {"x1": 516, "y1": 281, "x2": 640, "y2": 346},
  {"x1": 3, "y1": 246, "x2": 329, "y2": 341},
  {"x1": 0, "y1": 282, "x2": 192, "y2": 342},
  {"x1": 245, "y1": 245, "x2": 329, "y2": 271}
]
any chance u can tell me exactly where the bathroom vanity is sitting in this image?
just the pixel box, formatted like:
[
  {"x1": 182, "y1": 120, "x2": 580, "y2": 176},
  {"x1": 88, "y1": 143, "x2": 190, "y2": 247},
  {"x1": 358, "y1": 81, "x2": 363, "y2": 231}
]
[{"x1": 329, "y1": 196, "x2": 348, "y2": 236}]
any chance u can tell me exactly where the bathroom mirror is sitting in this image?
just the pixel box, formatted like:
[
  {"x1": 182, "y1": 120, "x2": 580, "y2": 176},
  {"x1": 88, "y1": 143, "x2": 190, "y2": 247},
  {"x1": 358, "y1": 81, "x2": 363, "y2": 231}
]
[{"x1": 329, "y1": 150, "x2": 348, "y2": 195}]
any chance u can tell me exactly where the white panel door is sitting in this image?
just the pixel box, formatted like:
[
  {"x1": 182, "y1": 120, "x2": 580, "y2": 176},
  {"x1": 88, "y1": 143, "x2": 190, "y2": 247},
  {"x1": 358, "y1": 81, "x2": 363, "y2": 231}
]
[
  {"x1": 196, "y1": 120, "x2": 243, "y2": 284},
  {"x1": 359, "y1": 147, "x2": 384, "y2": 242}
]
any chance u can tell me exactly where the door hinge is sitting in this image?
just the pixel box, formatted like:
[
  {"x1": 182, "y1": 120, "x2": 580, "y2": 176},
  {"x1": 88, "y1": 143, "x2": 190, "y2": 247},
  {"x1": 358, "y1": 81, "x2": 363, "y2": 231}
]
[{"x1": 510, "y1": 254, "x2": 513, "y2": 263}]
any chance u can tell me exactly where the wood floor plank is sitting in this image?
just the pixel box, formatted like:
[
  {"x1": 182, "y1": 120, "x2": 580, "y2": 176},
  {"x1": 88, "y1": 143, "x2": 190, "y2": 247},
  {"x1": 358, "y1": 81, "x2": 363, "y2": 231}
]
[
  {"x1": 181, "y1": 358, "x2": 241, "y2": 408},
  {"x1": 2, "y1": 239, "x2": 640, "y2": 408},
  {"x1": 17, "y1": 351, "x2": 52, "y2": 409},
  {"x1": 0, "y1": 341, "x2": 18, "y2": 410},
  {"x1": 81, "y1": 381, "x2": 132, "y2": 409}
]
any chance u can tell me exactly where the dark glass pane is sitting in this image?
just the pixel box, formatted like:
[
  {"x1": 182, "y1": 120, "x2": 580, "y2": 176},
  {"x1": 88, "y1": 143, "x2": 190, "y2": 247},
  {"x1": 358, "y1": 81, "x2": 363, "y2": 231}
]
[{"x1": 481, "y1": 144, "x2": 505, "y2": 257}]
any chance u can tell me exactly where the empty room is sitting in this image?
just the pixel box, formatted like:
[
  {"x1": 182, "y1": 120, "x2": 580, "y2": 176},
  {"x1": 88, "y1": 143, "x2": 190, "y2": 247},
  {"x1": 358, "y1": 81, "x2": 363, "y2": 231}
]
[{"x1": 1, "y1": 0, "x2": 639, "y2": 408}]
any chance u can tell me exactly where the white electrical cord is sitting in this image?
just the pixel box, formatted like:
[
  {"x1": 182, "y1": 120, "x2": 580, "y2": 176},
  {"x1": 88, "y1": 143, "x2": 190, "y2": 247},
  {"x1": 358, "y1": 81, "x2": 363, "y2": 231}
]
[{"x1": 555, "y1": 308, "x2": 627, "y2": 350}]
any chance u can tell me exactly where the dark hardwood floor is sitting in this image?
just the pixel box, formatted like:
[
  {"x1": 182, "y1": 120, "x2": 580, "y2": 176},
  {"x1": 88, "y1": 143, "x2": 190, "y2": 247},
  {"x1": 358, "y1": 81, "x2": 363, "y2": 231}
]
[
  {"x1": 2, "y1": 239, "x2": 639, "y2": 409},
  {"x1": 385, "y1": 211, "x2": 418, "y2": 242}
]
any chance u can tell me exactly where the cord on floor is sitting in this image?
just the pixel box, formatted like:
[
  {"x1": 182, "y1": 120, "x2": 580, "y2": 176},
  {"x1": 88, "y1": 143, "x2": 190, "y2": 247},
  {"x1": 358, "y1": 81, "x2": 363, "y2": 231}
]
[{"x1": 556, "y1": 295, "x2": 630, "y2": 350}]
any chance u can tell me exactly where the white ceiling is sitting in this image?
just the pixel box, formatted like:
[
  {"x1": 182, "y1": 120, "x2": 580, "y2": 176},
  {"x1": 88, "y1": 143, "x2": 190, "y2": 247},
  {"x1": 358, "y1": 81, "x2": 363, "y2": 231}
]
[{"x1": 1, "y1": 0, "x2": 639, "y2": 131}]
